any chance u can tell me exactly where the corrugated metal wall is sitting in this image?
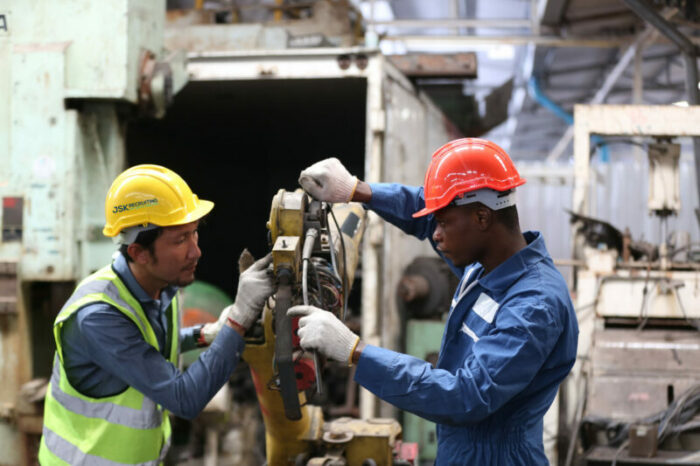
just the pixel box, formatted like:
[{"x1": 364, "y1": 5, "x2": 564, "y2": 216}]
[{"x1": 515, "y1": 143, "x2": 699, "y2": 286}]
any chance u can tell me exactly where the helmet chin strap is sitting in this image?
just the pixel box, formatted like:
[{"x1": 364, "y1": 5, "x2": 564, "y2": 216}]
[
  {"x1": 451, "y1": 188, "x2": 517, "y2": 211},
  {"x1": 113, "y1": 224, "x2": 160, "y2": 245}
]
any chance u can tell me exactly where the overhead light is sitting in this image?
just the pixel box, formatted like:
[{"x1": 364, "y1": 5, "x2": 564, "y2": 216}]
[{"x1": 672, "y1": 101, "x2": 689, "y2": 107}]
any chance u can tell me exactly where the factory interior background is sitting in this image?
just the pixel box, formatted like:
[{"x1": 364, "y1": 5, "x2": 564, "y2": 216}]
[{"x1": 1, "y1": 0, "x2": 700, "y2": 465}]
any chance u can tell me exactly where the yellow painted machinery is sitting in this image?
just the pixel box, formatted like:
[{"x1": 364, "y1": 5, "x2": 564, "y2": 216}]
[{"x1": 242, "y1": 189, "x2": 416, "y2": 466}]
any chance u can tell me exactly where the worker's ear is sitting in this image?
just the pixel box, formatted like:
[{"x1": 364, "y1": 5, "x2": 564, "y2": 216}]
[
  {"x1": 474, "y1": 204, "x2": 493, "y2": 231},
  {"x1": 127, "y1": 243, "x2": 153, "y2": 265}
]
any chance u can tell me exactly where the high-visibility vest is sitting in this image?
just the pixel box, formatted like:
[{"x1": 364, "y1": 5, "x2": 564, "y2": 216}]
[{"x1": 38, "y1": 264, "x2": 180, "y2": 465}]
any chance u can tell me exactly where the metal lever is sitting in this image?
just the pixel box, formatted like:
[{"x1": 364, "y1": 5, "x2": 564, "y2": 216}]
[{"x1": 274, "y1": 269, "x2": 302, "y2": 420}]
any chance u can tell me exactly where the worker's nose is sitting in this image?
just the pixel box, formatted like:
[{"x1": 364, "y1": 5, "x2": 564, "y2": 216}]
[
  {"x1": 432, "y1": 225, "x2": 443, "y2": 244},
  {"x1": 188, "y1": 236, "x2": 202, "y2": 260}
]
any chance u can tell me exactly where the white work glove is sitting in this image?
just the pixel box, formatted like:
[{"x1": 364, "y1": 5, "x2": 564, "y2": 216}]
[
  {"x1": 201, "y1": 254, "x2": 273, "y2": 343},
  {"x1": 298, "y1": 158, "x2": 358, "y2": 203},
  {"x1": 287, "y1": 305, "x2": 360, "y2": 365}
]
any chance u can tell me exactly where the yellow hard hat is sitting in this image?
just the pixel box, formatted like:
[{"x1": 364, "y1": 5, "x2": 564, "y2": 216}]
[{"x1": 103, "y1": 164, "x2": 214, "y2": 237}]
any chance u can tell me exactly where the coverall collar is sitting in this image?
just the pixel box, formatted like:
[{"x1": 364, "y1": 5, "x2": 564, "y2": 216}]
[{"x1": 478, "y1": 231, "x2": 548, "y2": 294}]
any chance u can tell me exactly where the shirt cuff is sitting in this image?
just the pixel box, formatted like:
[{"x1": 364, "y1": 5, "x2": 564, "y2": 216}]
[
  {"x1": 209, "y1": 324, "x2": 245, "y2": 360},
  {"x1": 180, "y1": 326, "x2": 198, "y2": 352},
  {"x1": 365, "y1": 183, "x2": 396, "y2": 211}
]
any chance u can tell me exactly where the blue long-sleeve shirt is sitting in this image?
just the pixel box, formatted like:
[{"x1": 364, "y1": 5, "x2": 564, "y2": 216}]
[
  {"x1": 355, "y1": 183, "x2": 579, "y2": 465},
  {"x1": 60, "y1": 252, "x2": 244, "y2": 420}
]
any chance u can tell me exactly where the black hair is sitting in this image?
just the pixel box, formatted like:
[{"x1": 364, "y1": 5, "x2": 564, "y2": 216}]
[
  {"x1": 494, "y1": 205, "x2": 520, "y2": 232},
  {"x1": 119, "y1": 227, "x2": 164, "y2": 262}
]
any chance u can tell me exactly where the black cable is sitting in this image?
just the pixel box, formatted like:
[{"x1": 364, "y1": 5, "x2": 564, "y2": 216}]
[
  {"x1": 329, "y1": 208, "x2": 348, "y2": 320},
  {"x1": 581, "y1": 383, "x2": 700, "y2": 456},
  {"x1": 309, "y1": 260, "x2": 324, "y2": 308}
]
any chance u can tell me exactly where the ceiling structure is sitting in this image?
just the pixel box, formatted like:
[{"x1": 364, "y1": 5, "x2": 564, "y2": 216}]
[
  {"x1": 168, "y1": 0, "x2": 699, "y2": 162},
  {"x1": 358, "y1": 0, "x2": 700, "y2": 162}
]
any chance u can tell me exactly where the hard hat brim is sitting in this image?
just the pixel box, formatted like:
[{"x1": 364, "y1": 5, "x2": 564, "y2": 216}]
[
  {"x1": 412, "y1": 204, "x2": 441, "y2": 218},
  {"x1": 170, "y1": 199, "x2": 215, "y2": 228}
]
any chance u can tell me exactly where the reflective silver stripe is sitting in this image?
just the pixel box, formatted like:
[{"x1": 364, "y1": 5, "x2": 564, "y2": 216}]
[
  {"x1": 51, "y1": 360, "x2": 162, "y2": 429},
  {"x1": 42, "y1": 425, "x2": 161, "y2": 466},
  {"x1": 460, "y1": 322, "x2": 480, "y2": 342},
  {"x1": 61, "y1": 278, "x2": 148, "y2": 335}
]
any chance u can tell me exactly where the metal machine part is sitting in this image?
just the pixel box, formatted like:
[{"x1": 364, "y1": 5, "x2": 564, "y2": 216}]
[
  {"x1": 396, "y1": 257, "x2": 460, "y2": 320},
  {"x1": 565, "y1": 105, "x2": 700, "y2": 465},
  {"x1": 246, "y1": 189, "x2": 420, "y2": 465}
]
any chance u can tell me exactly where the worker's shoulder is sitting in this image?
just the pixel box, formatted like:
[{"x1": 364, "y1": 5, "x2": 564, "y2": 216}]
[
  {"x1": 500, "y1": 262, "x2": 573, "y2": 320},
  {"x1": 72, "y1": 300, "x2": 135, "y2": 331}
]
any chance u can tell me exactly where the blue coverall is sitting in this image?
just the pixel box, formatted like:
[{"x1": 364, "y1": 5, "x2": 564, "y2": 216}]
[
  {"x1": 60, "y1": 252, "x2": 244, "y2": 419},
  {"x1": 354, "y1": 183, "x2": 579, "y2": 465}
]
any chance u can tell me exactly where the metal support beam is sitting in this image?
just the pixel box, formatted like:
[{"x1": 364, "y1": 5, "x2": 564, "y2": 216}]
[
  {"x1": 382, "y1": 35, "x2": 626, "y2": 48},
  {"x1": 366, "y1": 18, "x2": 533, "y2": 29},
  {"x1": 623, "y1": 0, "x2": 700, "y2": 225},
  {"x1": 545, "y1": 8, "x2": 676, "y2": 163}
]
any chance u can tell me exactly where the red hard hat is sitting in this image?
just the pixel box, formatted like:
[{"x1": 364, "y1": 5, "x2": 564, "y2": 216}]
[{"x1": 412, "y1": 138, "x2": 526, "y2": 218}]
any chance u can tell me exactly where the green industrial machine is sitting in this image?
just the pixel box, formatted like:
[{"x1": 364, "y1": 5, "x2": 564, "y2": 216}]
[
  {"x1": 0, "y1": 1, "x2": 187, "y2": 462},
  {"x1": 403, "y1": 319, "x2": 445, "y2": 463}
]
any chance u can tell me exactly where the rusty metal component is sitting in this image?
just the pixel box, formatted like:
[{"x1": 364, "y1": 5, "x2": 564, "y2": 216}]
[
  {"x1": 388, "y1": 53, "x2": 477, "y2": 79},
  {"x1": 2, "y1": 197, "x2": 23, "y2": 242},
  {"x1": 396, "y1": 257, "x2": 459, "y2": 319},
  {"x1": 323, "y1": 430, "x2": 354, "y2": 444},
  {"x1": 586, "y1": 328, "x2": 700, "y2": 421},
  {"x1": 0, "y1": 261, "x2": 18, "y2": 314},
  {"x1": 321, "y1": 417, "x2": 403, "y2": 466},
  {"x1": 629, "y1": 423, "x2": 659, "y2": 458},
  {"x1": 138, "y1": 50, "x2": 176, "y2": 118},
  {"x1": 397, "y1": 275, "x2": 430, "y2": 303}
]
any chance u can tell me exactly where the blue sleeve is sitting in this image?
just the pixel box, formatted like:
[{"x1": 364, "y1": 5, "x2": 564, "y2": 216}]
[
  {"x1": 354, "y1": 305, "x2": 558, "y2": 425},
  {"x1": 366, "y1": 183, "x2": 434, "y2": 239},
  {"x1": 367, "y1": 183, "x2": 463, "y2": 277},
  {"x1": 180, "y1": 326, "x2": 198, "y2": 352},
  {"x1": 76, "y1": 307, "x2": 243, "y2": 420}
]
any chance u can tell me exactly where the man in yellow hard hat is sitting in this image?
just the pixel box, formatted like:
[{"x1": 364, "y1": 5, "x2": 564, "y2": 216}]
[{"x1": 38, "y1": 165, "x2": 273, "y2": 465}]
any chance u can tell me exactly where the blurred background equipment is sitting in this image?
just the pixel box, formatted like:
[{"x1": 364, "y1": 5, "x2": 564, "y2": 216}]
[{"x1": 2, "y1": 0, "x2": 700, "y2": 464}]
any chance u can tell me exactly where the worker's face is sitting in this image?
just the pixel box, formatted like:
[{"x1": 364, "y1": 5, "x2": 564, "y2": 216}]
[
  {"x1": 145, "y1": 221, "x2": 202, "y2": 287},
  {"x1": 432, "y1": 204, "x2": 486, "y2": 268}
]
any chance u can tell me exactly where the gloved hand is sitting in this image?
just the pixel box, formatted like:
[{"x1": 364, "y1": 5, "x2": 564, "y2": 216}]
[
  {"x1": 287, "y1": 305, "x2": 360, "y2": 365},
  {"x1": 298, "y1": 158, "x2": 358, "y2": 203},
  {"x1": 201, "y1": 254, "x2": 273, "y2": 343}
]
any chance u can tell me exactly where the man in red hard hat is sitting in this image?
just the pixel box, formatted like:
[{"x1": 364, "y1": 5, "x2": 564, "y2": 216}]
[{"x1": 289, "y1": 139, "x2": 578, "y2": 465}]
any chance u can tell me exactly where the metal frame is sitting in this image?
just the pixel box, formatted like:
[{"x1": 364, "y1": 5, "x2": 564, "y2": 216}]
[{"x1": 573, "y1": 104, "x2": 700, "y2": 216}]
